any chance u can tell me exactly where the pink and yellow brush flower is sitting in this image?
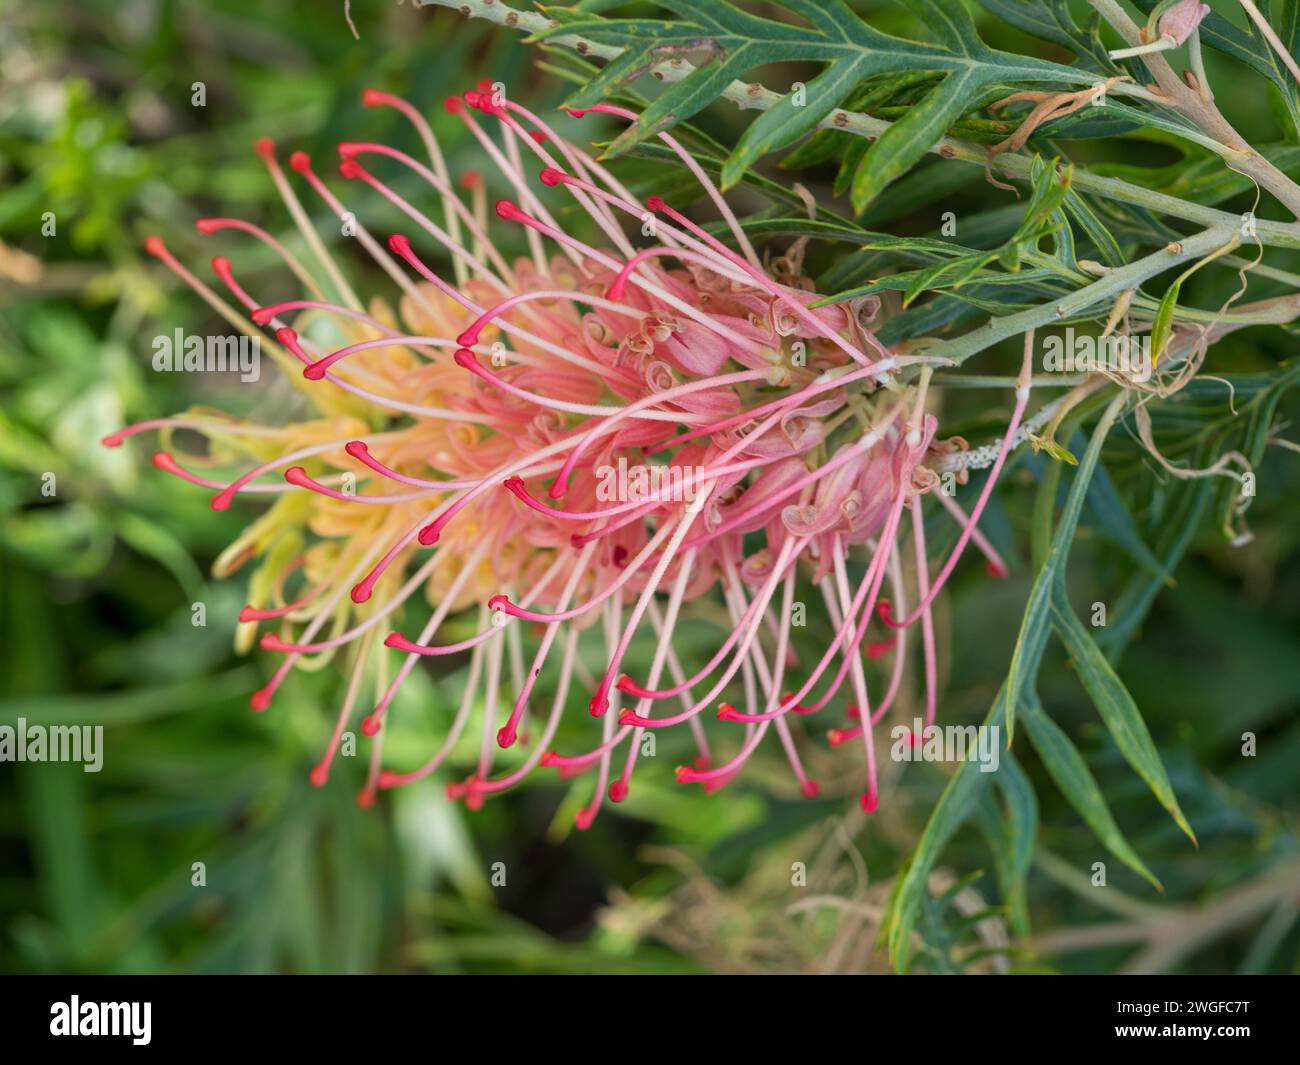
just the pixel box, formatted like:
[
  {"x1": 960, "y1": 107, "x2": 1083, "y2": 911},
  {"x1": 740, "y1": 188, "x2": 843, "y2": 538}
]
[{"x1": 105, "y1": 86, "x2": 1031, "y2": 825}]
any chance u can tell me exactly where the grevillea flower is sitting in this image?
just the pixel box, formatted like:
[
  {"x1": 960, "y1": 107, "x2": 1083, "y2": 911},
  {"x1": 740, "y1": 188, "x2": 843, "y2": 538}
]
[{"x1": 105, "y1": 87, "x2": 1033, "y2": 825}]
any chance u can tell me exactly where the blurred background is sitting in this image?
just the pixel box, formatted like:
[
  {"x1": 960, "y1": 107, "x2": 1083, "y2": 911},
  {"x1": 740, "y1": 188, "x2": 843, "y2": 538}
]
[{"x1": 0, "y1": 0, "x2": 1297, "y2": 974}]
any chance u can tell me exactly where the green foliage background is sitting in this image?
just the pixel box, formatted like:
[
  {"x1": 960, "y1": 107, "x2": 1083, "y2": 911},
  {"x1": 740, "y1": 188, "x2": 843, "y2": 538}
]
[{"x1": 0, "y1": 0, "x2": 1297, "y2": 974}]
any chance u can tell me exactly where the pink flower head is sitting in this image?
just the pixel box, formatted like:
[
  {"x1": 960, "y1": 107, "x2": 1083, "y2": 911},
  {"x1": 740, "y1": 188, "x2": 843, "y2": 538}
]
[{"x1": 107, "y1": 89, "x2": 1031, "y2": 825}]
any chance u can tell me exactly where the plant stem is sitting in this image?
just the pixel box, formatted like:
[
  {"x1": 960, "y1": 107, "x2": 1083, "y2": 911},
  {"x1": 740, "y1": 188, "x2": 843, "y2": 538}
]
[
  {"x1": 936, "y1": 226, "x2": 1235, "y2": 366},
  {"x1": 1090, "y1": 0, "x2": 1300, "y2": 219}
]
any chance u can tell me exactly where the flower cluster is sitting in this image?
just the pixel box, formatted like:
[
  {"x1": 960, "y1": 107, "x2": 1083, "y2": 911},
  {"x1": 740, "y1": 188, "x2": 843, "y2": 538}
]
[{"x1": 106, "y1": 87, "x2": 1031, "y2": 826}]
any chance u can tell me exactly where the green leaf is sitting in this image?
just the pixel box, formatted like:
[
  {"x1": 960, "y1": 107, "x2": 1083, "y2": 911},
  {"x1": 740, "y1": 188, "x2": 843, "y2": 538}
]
[
  {"x1": 976, "y1": 753, "x2": 1037, "y2": 936},
  {"x1": 851, "y1": 68, "x2": 981, "y2": 212},
  {"x1": 1050, "y1": 584, "x2": 1197, "y2": 846},
  {"x1": 528, "y1": 0, "x2": 1093, "y2": 178},
  {"x1": 971, "y1": 0, "x2": 1115, "y2": 71},
  {"x1": 720, "y1": 56, "x2": 873, "y2": 188},
  {"x1": 1020, "y1": 695, "x2": 1163, "y2": 890},
  {"x1": 1099, "y1": 478, "x2": 1212, "y2": 656},
  {"x1": 894, "y1": 0, "x2": 985, "y2": 54},
  {"x1": 1084, "y1": 458, "x2": 1167, "y2": 580},
  {"x1": 1005, "y1": 394, "x2": 1125, "y2": 739},
  {"x1": 883, "y1": 690, "x2": 1006, "y2": 968}
]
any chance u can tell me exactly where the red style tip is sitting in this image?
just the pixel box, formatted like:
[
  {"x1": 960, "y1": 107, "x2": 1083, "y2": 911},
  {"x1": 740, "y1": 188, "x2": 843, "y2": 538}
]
[
  {"x1": 495, "y1": 199, "x2": 521, "y2": 221},
  {"x1": 338, "y1": 158, "x2": 364, "y2": 180},
  {"x1": 254, "y1": 137, "x2": 276, "y2": 159},
  {"x1": 361, "y1": 88, "x2": 386, "y2": 107},
  {"x1": 383, "y1": 631, "x2": 405, "y2": 649},
  {"x1": 309, "y1": 764, "x2": 329, "y2": 788},
  {"x1": 350, "y1": 580, "x2": 374, "y2": 604},
  {"x1": 250, "y1": 307, "x2": 274, "y2": 325},
  {"x1": 337, "y1": 141, "x2": 361, "y2": 159},
  {"x1": 289, "y1": 151, "x2": 312, "y2": 174},
  {"x1": 539, "y1": 166, "x2": 565, "y2": 186},
  {"x1": 528, "y1": 129, "x2": 549, "y2": 144},
  {"x1": 539, "y1": 750, "x2": 558, "y2": 768},
  {"x1": 143, "y1": 235, "x2": 166, "y2": 258},
  {"x1": 617, "y1": 709, "x2": 639, "y2": 726},
  {"x1": 717, "y1": 702, "x2": 741, "y2": 722},
  {"x1": 567, "y1": 107, "x2": 591, "y2": 118},
  {"x1": 496, "y1": 724, "x2": 517, "y2": 749},
  {"x1": 195, "y1": 218, "x2": 219, "y2": 234},
  {"x1": 356, "y1": 789, "x2": 376, "y2": 809},
  {"x1": 827, "y1": 728, "x2": 847, "y2": 748},
  {"x1": 986, "y1": 560, "x2": 1009, "y2": 579},
  {"x1": 303, "y1": 361, "x2": 328, "y2": 381},
  {"x1": 101, "y1": 431, "x2": 127, "y2": 448},
  {"x1": 249, "y1": 687, "x2": 273, "y2": 712},
  {"x1": 360, "y1": 714, "x2": 382, "y2": 737},
  {"x1": 283, "y1": 466, "x2": 312, "y2": 488},
  {"x1": 388, "y1": 233, "x2": 411, "y2": 256},
  {"x1": 458, "y1": 170, "x2": 482, "y2": 190},
  {"x1": 574, "y1": 807, "x2": 596, "y2": 831},
  {"x1": 609, "y1": 780, "x2": 629, "y2": 803},
  {"x1": 645, "y1": 195, "x2": 665, "y2": 212},
  {"x1": 588, "y1": 693, "x2": 609, "y2": 717},
  {"x1": 443, "y1": 96, "x2": 464, "y2": 114},
  {"x1": 674, "y1": 765, "x2": 699, "y2": 784},
  {"x1": 377, "y1": 770, "x2": 402, "y2": 789},
  {"x1": 860, "y1": 790, "x2": 880, "y2": 814},
  {"x1": 800, "y1": 779, "x2": 821, "y2": 800},
  {"x1": 344, "y1": 440, "x2": 369, "y2": 459}
]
